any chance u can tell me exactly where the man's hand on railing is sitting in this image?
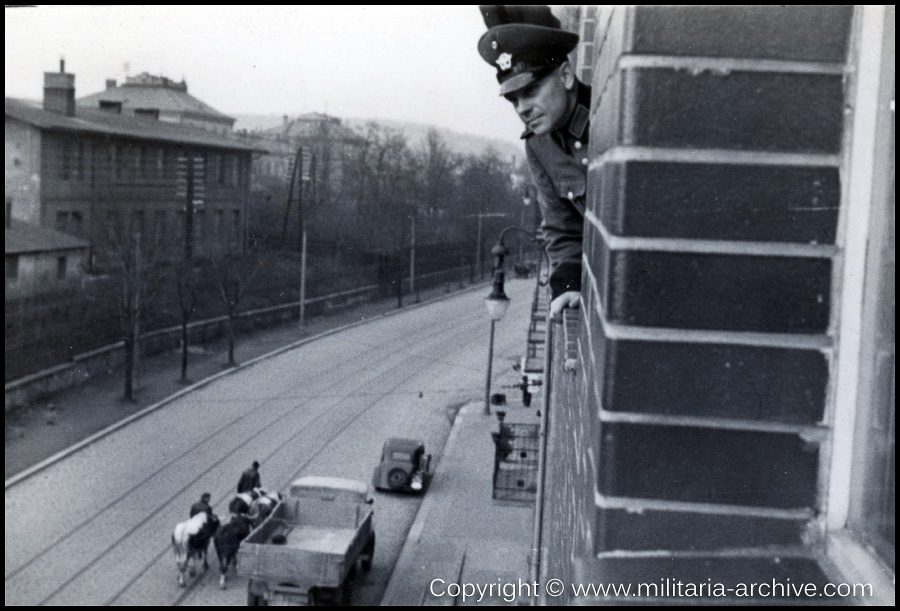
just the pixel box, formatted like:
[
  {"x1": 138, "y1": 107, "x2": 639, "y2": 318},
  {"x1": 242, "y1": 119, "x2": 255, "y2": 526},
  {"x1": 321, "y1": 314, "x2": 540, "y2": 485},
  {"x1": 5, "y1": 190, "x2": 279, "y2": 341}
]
[{"x1": 549, "y1": 291, "x2": 581, "y2": 317}]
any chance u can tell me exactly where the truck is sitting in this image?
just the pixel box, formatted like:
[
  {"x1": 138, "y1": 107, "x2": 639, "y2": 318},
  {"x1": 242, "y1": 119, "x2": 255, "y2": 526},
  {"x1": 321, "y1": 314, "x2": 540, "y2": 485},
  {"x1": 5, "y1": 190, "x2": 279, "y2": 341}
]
[{"x1": 238, "y1": 476, "x2": 376, "y2": 606}]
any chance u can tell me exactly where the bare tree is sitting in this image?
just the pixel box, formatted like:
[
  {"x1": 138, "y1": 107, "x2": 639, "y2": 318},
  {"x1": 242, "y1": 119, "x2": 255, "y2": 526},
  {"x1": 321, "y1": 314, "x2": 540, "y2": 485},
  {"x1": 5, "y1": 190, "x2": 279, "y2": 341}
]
[
  {"x1": 345, "y1": 124, "x2": 420, "y2": 306},
  {"x1": 106, "y1": 213, "x2": 150, "y2": 402},
  {"x1": 210, "y1": 254, "x2": 261, "y2": 367},
  {"x1": 174, "y1": 261, "x2": 200, "y2": 383}
]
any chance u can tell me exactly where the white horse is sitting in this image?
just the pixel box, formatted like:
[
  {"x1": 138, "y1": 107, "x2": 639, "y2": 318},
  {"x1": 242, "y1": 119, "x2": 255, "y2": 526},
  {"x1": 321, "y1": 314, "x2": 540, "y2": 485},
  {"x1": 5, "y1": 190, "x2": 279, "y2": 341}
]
[
  {"x1": 249, "y1": 489, "x2": 284, "y2": 527},
  {"x1": 172, "y1": 512, "x2": 219, "y2": 587}
]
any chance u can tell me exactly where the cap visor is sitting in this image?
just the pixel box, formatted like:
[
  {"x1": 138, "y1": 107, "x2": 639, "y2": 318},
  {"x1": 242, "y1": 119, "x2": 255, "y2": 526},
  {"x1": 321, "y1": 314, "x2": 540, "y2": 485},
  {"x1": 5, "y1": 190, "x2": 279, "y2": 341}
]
[{"x1": 499, "y1": 71, "x2": 541, "y2": 96}]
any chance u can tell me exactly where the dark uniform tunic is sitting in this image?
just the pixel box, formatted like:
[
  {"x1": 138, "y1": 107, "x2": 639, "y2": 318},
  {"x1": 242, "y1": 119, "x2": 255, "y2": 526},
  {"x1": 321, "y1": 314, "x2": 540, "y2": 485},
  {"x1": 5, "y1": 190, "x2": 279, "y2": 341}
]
[
  {"x1": 523, "y1": 80, "x2": 591, "y2": 299},
  {"x1": 189, "y1": 499, "x2": 213, "y2": 518},
  {"x1": 237, "y1": 467, "x2": 261, "y2": 494}
]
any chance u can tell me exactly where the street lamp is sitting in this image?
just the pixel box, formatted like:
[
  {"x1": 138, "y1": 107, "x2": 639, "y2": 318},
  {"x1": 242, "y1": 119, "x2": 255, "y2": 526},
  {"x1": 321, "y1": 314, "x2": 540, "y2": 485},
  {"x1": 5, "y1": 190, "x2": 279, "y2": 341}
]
[
  {"x1": 482, "y1": 227, "x2": 540, "y2": 415},
  {"x1": 484, "y1": 263, "x2": 510, "y2": 415}
]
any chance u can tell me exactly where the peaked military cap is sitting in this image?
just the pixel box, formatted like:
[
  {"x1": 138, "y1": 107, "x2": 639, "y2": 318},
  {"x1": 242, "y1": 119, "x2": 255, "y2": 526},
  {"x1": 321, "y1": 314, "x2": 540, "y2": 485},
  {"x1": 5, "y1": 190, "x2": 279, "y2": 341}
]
[{"x1": 477, "y1": 5, "x2": 579, "y2": 96}]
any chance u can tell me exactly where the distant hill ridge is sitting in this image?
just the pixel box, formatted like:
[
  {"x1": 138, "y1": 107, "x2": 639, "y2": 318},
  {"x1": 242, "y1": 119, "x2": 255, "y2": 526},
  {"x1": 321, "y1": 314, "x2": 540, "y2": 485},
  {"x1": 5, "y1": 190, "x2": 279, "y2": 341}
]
[{"x1": 231, "y1": 113, "x2": 522, "y2": 163}]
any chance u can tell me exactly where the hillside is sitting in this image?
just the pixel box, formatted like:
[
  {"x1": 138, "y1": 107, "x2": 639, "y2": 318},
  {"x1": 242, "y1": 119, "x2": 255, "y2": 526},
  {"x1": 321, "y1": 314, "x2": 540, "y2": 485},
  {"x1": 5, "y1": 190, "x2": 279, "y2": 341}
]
[{"x1": 231, "y1": 113, "x2": 523, "y2": 163}]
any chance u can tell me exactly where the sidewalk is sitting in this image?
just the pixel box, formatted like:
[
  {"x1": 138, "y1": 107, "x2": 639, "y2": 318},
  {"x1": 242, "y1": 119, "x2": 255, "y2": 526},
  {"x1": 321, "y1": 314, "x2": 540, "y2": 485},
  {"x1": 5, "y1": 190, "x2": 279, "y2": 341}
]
[
  {"x1": 5, "y1": 280, "x2": 487, "y2": 481},
  {"x1": 381, "y1": 394, "x2": 541, "y2": 606}
]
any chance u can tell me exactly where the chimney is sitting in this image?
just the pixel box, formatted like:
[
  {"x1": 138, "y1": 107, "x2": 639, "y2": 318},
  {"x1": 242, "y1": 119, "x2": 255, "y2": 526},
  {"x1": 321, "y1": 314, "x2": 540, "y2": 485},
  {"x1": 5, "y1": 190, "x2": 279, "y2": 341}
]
[
  {"x1": 43, "y1": 59, "x2": 76, "y2": 116},
  {"x1": 105, "y1": 78, "x2": 117, "y2": 90}
]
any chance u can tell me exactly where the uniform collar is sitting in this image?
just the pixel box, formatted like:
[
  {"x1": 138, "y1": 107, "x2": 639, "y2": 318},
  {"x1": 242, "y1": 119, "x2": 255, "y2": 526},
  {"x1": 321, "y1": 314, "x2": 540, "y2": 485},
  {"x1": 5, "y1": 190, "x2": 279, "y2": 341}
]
[{"x1": 521, "y1": 79, "x2": 591, "y2": 140}]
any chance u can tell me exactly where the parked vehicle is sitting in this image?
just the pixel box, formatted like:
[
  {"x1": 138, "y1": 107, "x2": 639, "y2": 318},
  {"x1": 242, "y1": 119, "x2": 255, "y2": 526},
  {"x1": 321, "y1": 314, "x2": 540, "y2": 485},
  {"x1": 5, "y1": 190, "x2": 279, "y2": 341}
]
[
  {"x1": 372, "y1": 438, "x2": 433, "y2": 493},
  {"x1": 238, "y1": 476, "x2": 375, "y2": 606}
]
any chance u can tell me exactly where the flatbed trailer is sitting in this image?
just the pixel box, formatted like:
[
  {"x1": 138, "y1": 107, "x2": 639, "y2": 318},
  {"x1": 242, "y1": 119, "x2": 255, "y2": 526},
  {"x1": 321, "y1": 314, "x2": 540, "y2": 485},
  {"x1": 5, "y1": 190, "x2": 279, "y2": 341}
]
[{"x1": 238, "y1": 476, "x2": 375, "y2": 606}]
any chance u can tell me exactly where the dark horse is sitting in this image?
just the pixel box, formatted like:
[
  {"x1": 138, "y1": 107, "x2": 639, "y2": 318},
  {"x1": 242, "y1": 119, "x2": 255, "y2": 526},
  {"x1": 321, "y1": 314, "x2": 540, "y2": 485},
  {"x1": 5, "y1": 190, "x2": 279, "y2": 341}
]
[
  {"x1": 213, "y1": 513, "x2": 253, "y2": 590},
  {"x1": 172, "y1": 512, "x2": 220, "y2": 587},
  {"x1": 227, "y1": 490, "x2": 260, "y2": 516}
]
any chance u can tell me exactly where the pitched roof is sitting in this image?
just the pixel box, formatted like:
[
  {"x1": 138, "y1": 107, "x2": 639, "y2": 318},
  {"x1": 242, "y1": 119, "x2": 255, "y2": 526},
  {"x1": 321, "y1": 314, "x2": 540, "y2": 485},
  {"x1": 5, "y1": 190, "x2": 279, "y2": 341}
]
[
  {"x1": 5, "y1": 98, "x2": 260, "y2": 152},
  {"x1": 78, "y1": 77, "x2": 234, "y2": 124},
  {"x1": 5, "y1": 219, "x2": 89, "y2": 255}
]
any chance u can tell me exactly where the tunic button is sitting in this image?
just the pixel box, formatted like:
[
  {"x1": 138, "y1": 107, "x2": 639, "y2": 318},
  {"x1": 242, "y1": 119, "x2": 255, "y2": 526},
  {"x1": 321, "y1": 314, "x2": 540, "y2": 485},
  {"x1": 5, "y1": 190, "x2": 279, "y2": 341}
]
[
  {"x1": 567, "y1": 191, "x2": 574, "y2": 199},
  {"x1": 574, "y1": 141, "x2": 582, "y2": 150},
  {"x1": 581, "y1": 158, "x2": 588, "y2": 166}
]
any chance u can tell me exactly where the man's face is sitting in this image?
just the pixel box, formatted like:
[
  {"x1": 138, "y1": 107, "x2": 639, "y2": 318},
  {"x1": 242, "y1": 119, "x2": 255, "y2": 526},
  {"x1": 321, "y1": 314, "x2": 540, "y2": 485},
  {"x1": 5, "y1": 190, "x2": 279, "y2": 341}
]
[{"x1": 503, "y1": 64, "x2": 573, "y2": 136}]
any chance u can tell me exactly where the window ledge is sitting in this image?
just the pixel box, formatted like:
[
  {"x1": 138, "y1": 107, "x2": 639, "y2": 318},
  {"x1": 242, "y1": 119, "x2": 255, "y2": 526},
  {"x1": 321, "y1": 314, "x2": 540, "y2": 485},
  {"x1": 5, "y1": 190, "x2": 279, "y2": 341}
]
[{"x1": 824, "y1": 530, "x2": 894, "y2": 605}]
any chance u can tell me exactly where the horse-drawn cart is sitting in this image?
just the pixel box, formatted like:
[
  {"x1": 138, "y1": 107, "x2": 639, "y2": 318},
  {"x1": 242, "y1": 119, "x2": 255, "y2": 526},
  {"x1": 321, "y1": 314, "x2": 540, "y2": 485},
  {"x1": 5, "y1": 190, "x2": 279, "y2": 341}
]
[{"x1": 238, "y1": 476, "x2": 375, "y2": 606}]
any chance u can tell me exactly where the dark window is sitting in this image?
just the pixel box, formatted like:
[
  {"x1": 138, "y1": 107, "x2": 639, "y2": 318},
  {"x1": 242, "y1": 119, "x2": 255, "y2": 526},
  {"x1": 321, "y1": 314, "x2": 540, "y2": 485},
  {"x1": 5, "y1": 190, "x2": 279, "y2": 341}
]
[
  {"x1": 134, "y1": 108, "x2": 160, "y2": 120},
  {"x1": 195, "y1": 209, "x2": 205, "y2": 241},
  {"x1": 57, "y1": 256, "x2": 67, "y2": 280},
  {"x1": 136, "y1": 147, "x2": 145, "y2": 180},
  {"x1": 154, "y1": 210, "x2": 167, "y2": 248},
  {"x1": 60, "y1": 140, "x2": 73, "y2": 180},
  {"x1": 105, "y1": 210, "x2": 121, "y2": 243},
  {"x1": 238, "y1": 156, "x2": 247, "y2": 187},
  {"x1": 71, "y1": 211, "x2": 83, "y2": 237},
  {"x1": 177, "y1": 210, "x2": 187, "y2": 244},
  {"x1": 114, "y1": 144, "x2": 126, "y2": 180},
  {"x1": 6, "y1": 255, "x2": 19, "y2": 281},
  {"x1": 75, "y1": 140, "x2": 86, "y2": 181},
  {"x1": 207, "y1": 153, "x2": 218, "y2": 185},
  {"x1": 56, "y1": 211, "x2": 70, "y2": 233},
  {"x1": 162, "y1": 148, "x2": 172, "y2": 179},
  {"x1": 130, "y1": 210, "x2": 145, "y2": 242}
]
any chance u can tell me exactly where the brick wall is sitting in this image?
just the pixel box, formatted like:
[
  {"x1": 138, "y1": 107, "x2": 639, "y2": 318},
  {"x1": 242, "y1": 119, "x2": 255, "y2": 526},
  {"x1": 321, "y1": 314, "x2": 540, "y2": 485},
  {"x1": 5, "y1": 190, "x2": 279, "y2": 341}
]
[
  {"x1": 541, "y1": 5, "x2": 856, "y2": 600},
  {"x1": 540, "y1": 311, "x2": 594, "y2": 602}
]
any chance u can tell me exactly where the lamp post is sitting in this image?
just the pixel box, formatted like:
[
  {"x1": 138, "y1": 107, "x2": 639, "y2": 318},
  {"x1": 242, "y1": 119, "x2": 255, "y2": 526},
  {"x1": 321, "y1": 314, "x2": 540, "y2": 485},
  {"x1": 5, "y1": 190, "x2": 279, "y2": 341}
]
[
  {"x1": 484, "y1": 260, "x2": 510, "y2": 415},
  {"x1": 482, "y1": 227, "x2": 541, "y2": 415}
]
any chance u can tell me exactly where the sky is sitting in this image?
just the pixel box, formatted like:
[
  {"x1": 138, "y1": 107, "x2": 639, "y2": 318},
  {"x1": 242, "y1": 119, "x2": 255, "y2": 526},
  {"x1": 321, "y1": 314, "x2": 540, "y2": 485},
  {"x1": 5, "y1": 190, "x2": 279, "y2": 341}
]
[{"x1": 4, "y1": 5, "x2": 526, "y2": 145}]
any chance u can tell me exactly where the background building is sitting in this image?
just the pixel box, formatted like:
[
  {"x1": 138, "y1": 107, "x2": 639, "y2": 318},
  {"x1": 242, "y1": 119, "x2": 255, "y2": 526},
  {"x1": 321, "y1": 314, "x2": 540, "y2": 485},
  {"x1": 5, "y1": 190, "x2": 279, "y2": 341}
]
[
  {"x1": 5, "y1": 206, "x2": 89, "y2": 301},
  {"x1": 77, "y1": 72, "x2": 236, "y2": 134},
  {"x1": 5, "y1": 62, "x2": 257, "y2": 269}
]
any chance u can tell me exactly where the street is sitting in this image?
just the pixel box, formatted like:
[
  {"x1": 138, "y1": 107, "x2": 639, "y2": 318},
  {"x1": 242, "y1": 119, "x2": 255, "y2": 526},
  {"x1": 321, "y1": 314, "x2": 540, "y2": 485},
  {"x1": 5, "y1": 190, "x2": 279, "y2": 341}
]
[{"x1": 4, "y1": 278, "x2": 533, "y2": 606}]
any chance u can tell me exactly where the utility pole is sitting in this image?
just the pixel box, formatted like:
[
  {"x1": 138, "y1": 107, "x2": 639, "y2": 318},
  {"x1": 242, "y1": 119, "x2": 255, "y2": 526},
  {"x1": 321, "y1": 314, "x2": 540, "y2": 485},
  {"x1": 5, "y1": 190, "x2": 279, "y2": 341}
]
[
  {"x1": 297, "y1": 152, "x2": 306, "y2": 253},
  {"x1": 465, "y1": 212, "x2": 506, "y2": 281},
  {"x1": 476, "y1": 213, "x2": 483, "y2": 280},
  {"x1": 297, "y1": 149, "x2": 315, "y2": 326},
  {"x1": 299, "y1": 229, "x2": 307, "y2": 327},
  {"x1": 282, "y1": 145, "x2": 304, "y2": 248},
  {"x1": 409, "y1": 215, "x2": 418, "y2": 303},
  {"x1": 183, "y1": 153, "x2": 195, "y2": 261}
]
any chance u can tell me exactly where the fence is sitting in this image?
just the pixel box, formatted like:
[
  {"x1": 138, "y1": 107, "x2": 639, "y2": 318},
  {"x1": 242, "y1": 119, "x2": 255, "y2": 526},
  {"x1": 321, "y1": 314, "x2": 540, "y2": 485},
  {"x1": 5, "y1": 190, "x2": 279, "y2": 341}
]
[
  {"x1": 5, "y1": 264, "x2": 474, "y2": 412},
  {"x1": 492, "y1": 421, "x2": 541, "y2": 504}
]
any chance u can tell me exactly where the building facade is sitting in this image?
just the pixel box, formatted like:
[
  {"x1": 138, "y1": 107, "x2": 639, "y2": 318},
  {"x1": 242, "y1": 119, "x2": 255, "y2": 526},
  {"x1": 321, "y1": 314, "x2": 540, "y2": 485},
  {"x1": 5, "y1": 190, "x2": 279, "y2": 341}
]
[
  {"x1": 539, "y1": 5, "x2": 893, "y2": 604},
  {"x1": 5, "y1": 63, "x2": 257, "y2": 269}
]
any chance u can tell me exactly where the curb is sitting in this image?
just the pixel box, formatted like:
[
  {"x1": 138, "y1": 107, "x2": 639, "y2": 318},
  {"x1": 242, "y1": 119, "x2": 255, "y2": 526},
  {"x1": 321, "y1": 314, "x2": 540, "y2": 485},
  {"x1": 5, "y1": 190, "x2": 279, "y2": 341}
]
[
  {"x1": 379, "y1": 402, "x2": 479, "y2": 606},
  {"x1": 5, "y1": 282, "x2": 490, "y2": 490}
]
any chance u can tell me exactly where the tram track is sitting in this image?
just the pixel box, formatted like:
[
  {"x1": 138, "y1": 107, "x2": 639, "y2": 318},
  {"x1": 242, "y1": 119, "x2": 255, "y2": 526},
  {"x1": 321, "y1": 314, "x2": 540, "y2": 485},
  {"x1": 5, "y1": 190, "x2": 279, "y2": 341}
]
[{"x1": 7, "y1": 306, "x2": 485, "y2": 606}]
